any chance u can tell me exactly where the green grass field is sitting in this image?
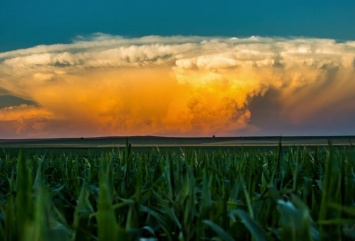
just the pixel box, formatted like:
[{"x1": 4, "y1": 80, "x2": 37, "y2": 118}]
[{"x1": 0, "y1": 139, "x2": 354, "y2": 240}]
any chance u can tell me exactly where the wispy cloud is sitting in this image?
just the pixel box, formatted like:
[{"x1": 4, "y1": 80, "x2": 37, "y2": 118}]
[{"x1": 0, "y1": 34, "x2": 354, "y2": 137}]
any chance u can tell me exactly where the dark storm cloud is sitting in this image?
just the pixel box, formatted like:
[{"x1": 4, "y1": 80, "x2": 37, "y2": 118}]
[{"x1": 0, "y1": 95, "x2": 36, "y2": 109}]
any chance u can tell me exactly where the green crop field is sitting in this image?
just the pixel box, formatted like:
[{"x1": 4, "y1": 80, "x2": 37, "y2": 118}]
[{"x1": 0, "y1": 141, "x2": 354, "y2": 241}]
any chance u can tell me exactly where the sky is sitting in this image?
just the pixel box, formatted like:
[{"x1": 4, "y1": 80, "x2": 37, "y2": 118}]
[{"x1": 0, "y1": 0, "x2": 355, "y2": 138}]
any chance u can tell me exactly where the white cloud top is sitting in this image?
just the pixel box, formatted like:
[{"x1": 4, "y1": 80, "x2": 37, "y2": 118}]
[{"x1": 1, "y1": 35, "x2": 353, "y2": 70}]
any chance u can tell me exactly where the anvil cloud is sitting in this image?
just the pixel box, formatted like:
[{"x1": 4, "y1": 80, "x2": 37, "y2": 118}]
[{"x1": 0, "y1": 34, "x2": 355, "y2": 138}]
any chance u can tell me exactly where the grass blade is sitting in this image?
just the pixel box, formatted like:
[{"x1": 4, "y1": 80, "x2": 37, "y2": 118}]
[
  {"x1": 234, "y1": 210, "x2": 267, "y2": 241},
  {"x1": 203, "y1": 220, "x2": 235, "y2": 241}
]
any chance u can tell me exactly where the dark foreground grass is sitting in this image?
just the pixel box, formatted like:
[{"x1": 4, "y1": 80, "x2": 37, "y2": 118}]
[
  {"x1": 1, "y1": 146, "x2": 281, "y2": 158},
  {"x1": 0, "y1": 142, "x2": 354, "y2": 241}
]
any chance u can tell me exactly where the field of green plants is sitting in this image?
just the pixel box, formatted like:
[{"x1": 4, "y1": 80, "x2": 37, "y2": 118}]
[{"x1": 0, "y1": 142, "x2": 354, "y2": 241}]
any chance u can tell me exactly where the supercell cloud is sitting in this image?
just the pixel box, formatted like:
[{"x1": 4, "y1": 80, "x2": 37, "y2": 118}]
[{"x1": 0, "y1": 34, "x2": 355, "y2": 138}]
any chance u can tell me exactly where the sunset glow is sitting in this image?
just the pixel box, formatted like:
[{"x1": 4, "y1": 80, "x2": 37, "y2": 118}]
[{"x1": 1, "y1": 35, "x2": 355, "y2": 138}]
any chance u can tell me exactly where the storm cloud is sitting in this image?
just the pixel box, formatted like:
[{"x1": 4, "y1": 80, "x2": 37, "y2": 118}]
[{"x1": 0, "y1": 34, "x2": 354, "y2": 138}]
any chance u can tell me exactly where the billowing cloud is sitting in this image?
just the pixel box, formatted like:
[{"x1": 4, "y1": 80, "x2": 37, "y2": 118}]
[
  {"x1": 0, "y1": 34, "x2": 355, "y2": 138},
  {"x1": 0, "y1": 105, "x2": 54, "y2": 137}
]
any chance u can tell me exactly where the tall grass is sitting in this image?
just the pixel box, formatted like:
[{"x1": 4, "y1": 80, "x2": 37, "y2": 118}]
[{"x1": 0, "y1": 143, "x2": 354, "y2": 240}]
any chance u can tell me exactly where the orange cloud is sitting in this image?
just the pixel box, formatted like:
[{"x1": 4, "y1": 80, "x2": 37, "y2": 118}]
[
  {"x1": 0, "y1": 35, "x2": 354, "y2": 137},
  {"x1": 0, "y1": 105, "x2": 54, "y2": 136}
]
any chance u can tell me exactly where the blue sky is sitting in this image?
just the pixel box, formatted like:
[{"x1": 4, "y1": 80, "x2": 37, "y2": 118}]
[{"x1": 1, "y1": 0, "x2": 355, "y2": 52}]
